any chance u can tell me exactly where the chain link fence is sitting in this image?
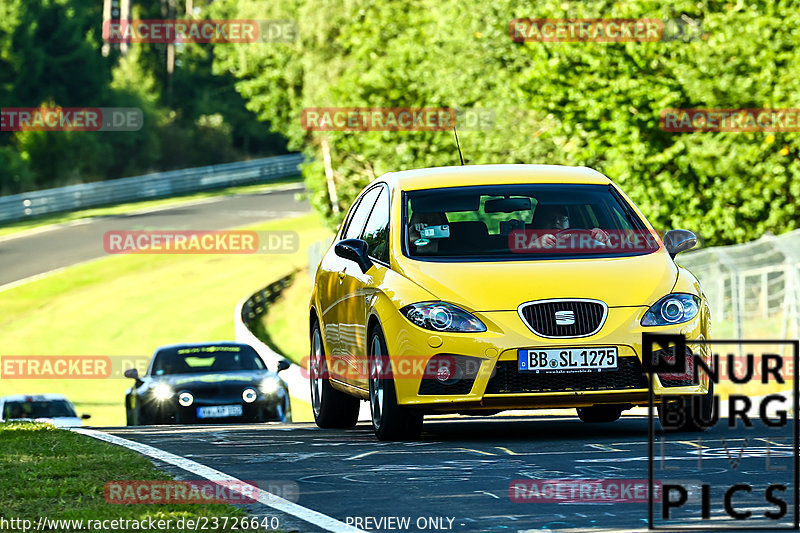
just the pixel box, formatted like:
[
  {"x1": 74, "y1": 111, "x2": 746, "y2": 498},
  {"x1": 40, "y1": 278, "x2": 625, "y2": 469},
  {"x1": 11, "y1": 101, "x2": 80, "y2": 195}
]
[{"x1": 678, "y1": 229, "x2": 800, "y2": 340}]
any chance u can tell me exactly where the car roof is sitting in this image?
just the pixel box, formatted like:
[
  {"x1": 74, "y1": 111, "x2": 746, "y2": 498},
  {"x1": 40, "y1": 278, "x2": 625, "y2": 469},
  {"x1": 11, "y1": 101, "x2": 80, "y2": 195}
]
[
  {"x1": 0, "y1": 393, "x2": 69, "y2": 402},
  {"x1": 380, "y1": 164, "x2": 612, "y2": 191},
  {"x1": 154, "y1": 341, "x2": 250, "y2": 351}
]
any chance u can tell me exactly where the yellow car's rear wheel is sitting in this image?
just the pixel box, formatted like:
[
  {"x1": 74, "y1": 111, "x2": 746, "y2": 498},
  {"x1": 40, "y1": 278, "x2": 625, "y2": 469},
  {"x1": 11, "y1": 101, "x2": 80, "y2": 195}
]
[
  {"x1": 310, "y1": 319, "x2": 359, "y2": 428},
  {"x1": 368, "y1": 325, "x2": 423, "y2": 441}
]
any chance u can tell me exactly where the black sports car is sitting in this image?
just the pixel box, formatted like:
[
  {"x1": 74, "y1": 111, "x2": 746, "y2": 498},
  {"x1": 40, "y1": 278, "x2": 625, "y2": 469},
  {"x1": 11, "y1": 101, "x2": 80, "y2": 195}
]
[{"x1": 124, "y1": 342, "x2": 291, "y2": 425}]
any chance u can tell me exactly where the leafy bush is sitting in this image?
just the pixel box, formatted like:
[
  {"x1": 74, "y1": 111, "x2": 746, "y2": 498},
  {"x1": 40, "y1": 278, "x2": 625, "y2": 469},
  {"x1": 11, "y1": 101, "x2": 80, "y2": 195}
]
[{"x1": 213, "y1": 0, "x2": 800, "y2": 244}]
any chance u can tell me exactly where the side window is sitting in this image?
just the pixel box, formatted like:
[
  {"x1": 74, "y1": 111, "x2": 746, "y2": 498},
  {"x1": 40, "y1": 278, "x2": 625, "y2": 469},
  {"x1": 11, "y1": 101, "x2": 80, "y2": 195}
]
[
  {"x1": 361, "y1": 186, "x2": 390, "y2": 263},
  {"x1": 339, "y1": 197, "x2": 362, "y2": 237},
  {"x1": 343, "y1": 187, "x2": 381, "y2": 240}
]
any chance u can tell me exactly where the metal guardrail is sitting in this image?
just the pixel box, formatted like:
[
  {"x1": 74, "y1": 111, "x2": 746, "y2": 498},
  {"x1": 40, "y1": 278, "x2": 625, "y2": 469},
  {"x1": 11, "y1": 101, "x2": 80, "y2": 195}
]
[
  {"x1": 239, "y1": 271, "x2": 298, "y2": 332},
  {"x1": 234, "y1": 270, "x2": 310, "y2": 418},
  {"x1": 0, "y1": 153, "x2": 304, "y2": 224}
]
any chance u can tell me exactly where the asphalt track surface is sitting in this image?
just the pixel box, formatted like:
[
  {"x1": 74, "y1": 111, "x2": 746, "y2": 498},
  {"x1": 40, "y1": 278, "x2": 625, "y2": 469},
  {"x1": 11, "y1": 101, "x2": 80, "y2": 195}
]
[
  {"x1": 101, "y1": 413, "x2": 797, "y2": 532},
  {"x1": 7, "y1": 185, "x2": 797, "y2": 531},
  {"x1": 0, "y1": 184, "x2": 308, "y2": 287}
]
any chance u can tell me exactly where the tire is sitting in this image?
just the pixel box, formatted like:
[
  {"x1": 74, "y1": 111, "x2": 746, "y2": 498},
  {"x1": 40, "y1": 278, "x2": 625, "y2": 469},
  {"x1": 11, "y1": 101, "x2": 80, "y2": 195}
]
[
  {"x1": 125, "y1": 396, "x2": 142, "y2": 426},
  {"x1": 309, "y1": 319, "x2": 360, "y2": 428},
  {"x1": 577, "y1": 405, "x2": 623, "y2": 423},
  {"x1": 658, "y1": 381, "x2": 714, "y2": 432},
  {"x1": 368, "y1": 325, "x2": 423, "y2": 441},
  {"x1": 281, "y1": 395, "x2": 292, "y2": 423}
]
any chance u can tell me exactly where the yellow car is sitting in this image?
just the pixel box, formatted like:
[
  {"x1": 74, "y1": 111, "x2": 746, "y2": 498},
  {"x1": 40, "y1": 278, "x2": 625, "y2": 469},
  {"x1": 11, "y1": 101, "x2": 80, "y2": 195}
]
[{"x1": 309, "y1": 164, "x2": 711, "y2": 440}]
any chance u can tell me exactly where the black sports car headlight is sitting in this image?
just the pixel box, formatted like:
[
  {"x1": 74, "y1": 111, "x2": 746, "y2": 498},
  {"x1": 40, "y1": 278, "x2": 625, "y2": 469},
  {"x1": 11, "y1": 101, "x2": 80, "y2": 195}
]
[
  {"x1": 260, "y1": 376, "x2": 283, "y2": 395},
  {"x1": 151, "y1": 383, "x2": 173, "y2": 401},
  {"x1": 400, "y1": 302, "x2": 486, "y2": 333},
  {"x1": 641, "y1": 294, "x2": 701, "y2": 326}
]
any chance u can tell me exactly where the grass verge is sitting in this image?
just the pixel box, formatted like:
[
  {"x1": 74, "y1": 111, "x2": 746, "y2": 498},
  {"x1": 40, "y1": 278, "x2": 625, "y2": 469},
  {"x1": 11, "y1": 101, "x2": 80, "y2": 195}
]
[
  {"x1": 259, "y1": 268, "x2": 318, "y2": 365},
  {"x1": 0, "y1": 214, "x2": 329, "y2": 426},
  {"x1": 0, "y1": 423, "x2": 264, "y2": 532},
  {"x1": 256, "y1": 269, "x2": 326, "y2": 423},
  {"x1": 0, "y1": 176, "x2": 301, "y2": 239}
]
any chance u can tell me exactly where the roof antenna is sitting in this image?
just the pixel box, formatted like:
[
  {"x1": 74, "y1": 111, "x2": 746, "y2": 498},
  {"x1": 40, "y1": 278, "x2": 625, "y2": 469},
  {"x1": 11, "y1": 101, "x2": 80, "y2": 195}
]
[{"x1": 453, "y1": 125, "x2": 464, "y2": 166}]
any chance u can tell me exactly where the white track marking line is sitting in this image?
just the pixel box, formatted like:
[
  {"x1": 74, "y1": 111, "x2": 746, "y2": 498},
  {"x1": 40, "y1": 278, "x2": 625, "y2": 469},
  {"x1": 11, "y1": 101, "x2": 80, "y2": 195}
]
[{"x1": 72, "y1": 428, "x2": 366, "y2": 533}]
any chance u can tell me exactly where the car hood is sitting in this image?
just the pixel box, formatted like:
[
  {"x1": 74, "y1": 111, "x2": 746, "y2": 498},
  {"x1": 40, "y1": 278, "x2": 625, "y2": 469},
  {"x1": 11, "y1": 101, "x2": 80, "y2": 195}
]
[
  {"x1": 153, "y1": 371, "x2": 274, "y2": 388},
  {"x1": 397, "y1": 251, "x2": 678, "y2": 310}
]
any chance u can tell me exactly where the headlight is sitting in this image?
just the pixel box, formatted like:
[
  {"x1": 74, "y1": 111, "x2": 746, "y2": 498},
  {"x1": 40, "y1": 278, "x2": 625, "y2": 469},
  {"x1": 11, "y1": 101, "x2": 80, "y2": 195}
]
[
  {"x1": 152, "y1": 383, "x2": 173, "y2": 401},
  {"x1": 400, "y1": 302, "x2": 487, "y2": 332},
  {"x1": 642, "y1": 294, "x2": 701, "y2": 326},
  {"x1": 260, "y1": 377, "x2": 282, "y2": 395}
]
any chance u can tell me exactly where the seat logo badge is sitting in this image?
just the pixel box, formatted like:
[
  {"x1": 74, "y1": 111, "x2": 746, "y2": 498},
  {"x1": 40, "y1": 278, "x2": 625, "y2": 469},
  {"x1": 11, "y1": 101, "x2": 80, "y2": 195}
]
[{"x1": 555, "y1": 310, "x2": 575, "y2": 325}]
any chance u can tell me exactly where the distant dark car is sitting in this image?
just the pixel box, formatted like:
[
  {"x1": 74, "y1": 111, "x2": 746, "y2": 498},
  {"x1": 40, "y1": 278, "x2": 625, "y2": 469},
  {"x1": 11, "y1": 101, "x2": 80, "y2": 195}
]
[{"x1": 124, "y1": 342, "x2": 291, "y2": 425}]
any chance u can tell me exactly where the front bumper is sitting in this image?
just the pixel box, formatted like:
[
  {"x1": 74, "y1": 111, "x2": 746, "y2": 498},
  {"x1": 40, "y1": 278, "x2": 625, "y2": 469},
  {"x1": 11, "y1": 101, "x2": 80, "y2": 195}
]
[
  {"x1": 142, "y1": 393, "x2": 287, "y2": 423},
  {"x1": 382, "y1": 306, "x2": 710, "y2": 411}
]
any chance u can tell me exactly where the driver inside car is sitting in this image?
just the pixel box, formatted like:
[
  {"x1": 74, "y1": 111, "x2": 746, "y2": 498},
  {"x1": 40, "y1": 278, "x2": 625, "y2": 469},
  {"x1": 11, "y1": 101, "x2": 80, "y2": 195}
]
[{"x1": 530, "y1": 205, "x2": 608, "y2": 248}]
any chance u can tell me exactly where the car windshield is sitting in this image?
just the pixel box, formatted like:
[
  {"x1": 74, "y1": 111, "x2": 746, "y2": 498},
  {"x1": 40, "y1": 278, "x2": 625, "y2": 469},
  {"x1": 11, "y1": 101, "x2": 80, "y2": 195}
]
[
  {"x1": 151, "y1": 345, "x2": 266, "y2": 375},
  {"x1": 3, "y1": 400, "x2": 76, "y2": 419},
  {"x1": 404, "y1": 184, "x2": 657, "y2": 260}
]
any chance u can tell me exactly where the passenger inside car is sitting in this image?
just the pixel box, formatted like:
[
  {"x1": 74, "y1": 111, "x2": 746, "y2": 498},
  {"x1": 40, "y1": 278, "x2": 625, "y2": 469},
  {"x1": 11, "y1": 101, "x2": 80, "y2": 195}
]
[{"x1": 408, "y1": 211, "x2": 448, "y2": 254}]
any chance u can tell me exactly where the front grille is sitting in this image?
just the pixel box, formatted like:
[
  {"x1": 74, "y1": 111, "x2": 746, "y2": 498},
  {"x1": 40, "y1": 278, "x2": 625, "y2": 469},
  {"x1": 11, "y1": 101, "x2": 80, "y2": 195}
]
[
  {"x1": 185, "y1": 384, "x2": 245, "y2": 400},
  {"x1": 519, "y1": 300, "x2": 606, "y2": 338},
  {"x1": 485, "y1": 357, "x2": 648, "y2": 394}
]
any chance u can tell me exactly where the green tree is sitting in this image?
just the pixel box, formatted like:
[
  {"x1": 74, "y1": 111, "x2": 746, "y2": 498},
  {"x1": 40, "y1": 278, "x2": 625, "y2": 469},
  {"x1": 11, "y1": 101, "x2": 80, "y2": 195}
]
[{"x1": 213, "y1": 0, "x2": 799, "y2": 243}]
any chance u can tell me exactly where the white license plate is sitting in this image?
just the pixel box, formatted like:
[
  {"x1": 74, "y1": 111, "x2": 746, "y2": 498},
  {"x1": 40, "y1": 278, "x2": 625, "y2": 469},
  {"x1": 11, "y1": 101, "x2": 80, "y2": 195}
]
[
  {"x1": 518, "y1": 347, "x2": 618, "y2": 373},
  {"x1": 196, "y1": 404, "x2": 243, "y2": 419}
]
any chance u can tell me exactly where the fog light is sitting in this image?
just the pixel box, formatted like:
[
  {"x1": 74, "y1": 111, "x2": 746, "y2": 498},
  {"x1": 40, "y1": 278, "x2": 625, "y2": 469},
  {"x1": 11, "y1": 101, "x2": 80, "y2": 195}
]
[
  {"x1": 242, "y1": 388, "x2": 258, "y2": 403},
  {"x1": 436, "y1": 365, "x2": 452, "y2": 382},
  {"x1": 177, "y1": 391, "x2": 193, "y2": 407}
]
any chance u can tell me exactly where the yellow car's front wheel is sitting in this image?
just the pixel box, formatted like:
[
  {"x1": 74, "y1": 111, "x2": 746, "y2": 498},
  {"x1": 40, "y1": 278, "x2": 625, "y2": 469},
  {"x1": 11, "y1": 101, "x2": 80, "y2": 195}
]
[{"x1": 368, "y1": 325, "x2": 423, "y2": 441}]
